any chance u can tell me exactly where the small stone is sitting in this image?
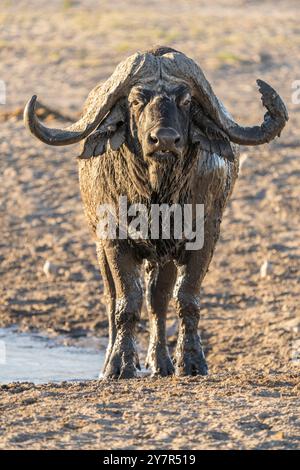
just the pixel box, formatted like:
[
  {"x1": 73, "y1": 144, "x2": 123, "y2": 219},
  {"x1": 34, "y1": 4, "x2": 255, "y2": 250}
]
[
  {"x1": 260, "y1": 260, "x2": 272, "y2": 278},
  {"x1": 43, "y1": 260, "x2": 59, "y2": 279}
]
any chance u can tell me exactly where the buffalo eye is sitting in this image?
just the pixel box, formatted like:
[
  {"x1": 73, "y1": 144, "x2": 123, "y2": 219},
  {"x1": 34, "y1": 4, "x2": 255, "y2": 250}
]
[
  {"x1": 179, "y1": 93, "x2": 191, "y2": 108},
  {"x1": 130, "y1": 92, "x2": 149, "y2": 108},
  {"x1": 131, "y1": 99, "x2": 143, "y2": 107}
]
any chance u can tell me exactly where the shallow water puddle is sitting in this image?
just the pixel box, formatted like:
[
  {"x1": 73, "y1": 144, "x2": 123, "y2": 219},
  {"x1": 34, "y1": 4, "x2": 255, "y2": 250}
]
[{"x1": 0, "y1": 328, "x2": 105, "y2": 384}]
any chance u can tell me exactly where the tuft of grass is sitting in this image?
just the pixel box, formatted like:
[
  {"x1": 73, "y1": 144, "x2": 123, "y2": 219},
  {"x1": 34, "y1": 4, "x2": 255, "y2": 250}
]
[
  {"x1": 0, "y1": 39, "x2": 9, "y2": 50},
  {"x1": 115, "y1": 42, "x2": 132, "y2": 53},
  {"x1": 49, "y1": 50, "x2": 62, "y2": 62},
  {"x1": 62, "y1": 0, "x2": 75, "y2": 10},
  {"x1": 216, "y1": 51, "x2": 244, "y2": 64}
]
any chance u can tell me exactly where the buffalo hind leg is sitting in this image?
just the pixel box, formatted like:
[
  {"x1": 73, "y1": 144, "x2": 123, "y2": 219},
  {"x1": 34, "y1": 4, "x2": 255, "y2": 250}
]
[
  {"x1": 145, "y1": 260, "x2": 177, "y2": 376},
  {"x1": 102, "y1": 242, "x2": 143, "y2": 379}
]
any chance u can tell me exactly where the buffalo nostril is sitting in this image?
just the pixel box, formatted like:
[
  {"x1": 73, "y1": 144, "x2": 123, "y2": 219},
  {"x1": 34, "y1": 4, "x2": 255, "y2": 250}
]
[
  {"x1": 149, "y1": 128, "x2": 181, "y2": 149},
  {"x1": 149, "y1": 134, "x2": 159, "y2": 145}
]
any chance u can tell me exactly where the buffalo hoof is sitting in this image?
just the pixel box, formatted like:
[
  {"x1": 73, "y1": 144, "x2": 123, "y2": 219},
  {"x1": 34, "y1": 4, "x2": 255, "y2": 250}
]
[
  {"x1": 174, "y1": 335, "x2": 208, "y2": 376},
  {"x1": 102, "y1": 337, "x2": 139, "y2": 380},
  {"x1": 145, "y1": 346, "x2": 174, "y2": 377}
]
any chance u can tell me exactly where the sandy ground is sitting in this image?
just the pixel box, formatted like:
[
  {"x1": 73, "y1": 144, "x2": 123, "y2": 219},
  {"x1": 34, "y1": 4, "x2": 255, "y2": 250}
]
[
  {"x1": 0, "y1": 0, "x2": 299, "y2": 450},
  {"x1": 0, "y1": 373, "x2": 299, "y2": 450}
]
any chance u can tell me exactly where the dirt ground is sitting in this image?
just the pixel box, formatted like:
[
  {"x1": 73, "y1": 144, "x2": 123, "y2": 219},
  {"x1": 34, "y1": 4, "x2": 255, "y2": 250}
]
[{"x1": 0, "y1": 0, "x2": 299, "y2": 450}]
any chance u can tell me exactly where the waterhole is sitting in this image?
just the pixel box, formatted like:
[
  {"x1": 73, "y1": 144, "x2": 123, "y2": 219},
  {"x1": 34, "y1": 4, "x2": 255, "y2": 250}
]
[{"x1": 0, "y1": 328, "x2": 105, "y2": 384}]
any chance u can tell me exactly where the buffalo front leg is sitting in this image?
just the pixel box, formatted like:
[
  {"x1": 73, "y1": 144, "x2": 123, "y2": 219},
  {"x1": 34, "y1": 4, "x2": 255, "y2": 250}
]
[
  {"x1": 102, "y1": 242, "x2": 143, "y2": 379},
  {"x1": 96, "y1": 243, "x2": 116, "y2": 376},
  {"x1": 145, "y1": 260, "x2": 177, "y2": 376},
  {"x1": 174, "y1": 245, "x2": 217, "y2": 376}
]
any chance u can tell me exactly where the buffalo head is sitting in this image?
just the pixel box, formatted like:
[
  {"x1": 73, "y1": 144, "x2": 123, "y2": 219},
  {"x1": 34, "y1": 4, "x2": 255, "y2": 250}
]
[{"x1": 24, "y1": 46, "x2": 288, "y2": 163}]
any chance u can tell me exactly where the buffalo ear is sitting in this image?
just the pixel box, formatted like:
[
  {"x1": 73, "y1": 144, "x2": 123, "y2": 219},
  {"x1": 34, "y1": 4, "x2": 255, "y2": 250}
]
[
  {"x1": 78, "y1": 100, "x2": 127, "y2": 159},
  {"x1": 190, "y1": 102, "x2": 235, "y2": 162}
]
